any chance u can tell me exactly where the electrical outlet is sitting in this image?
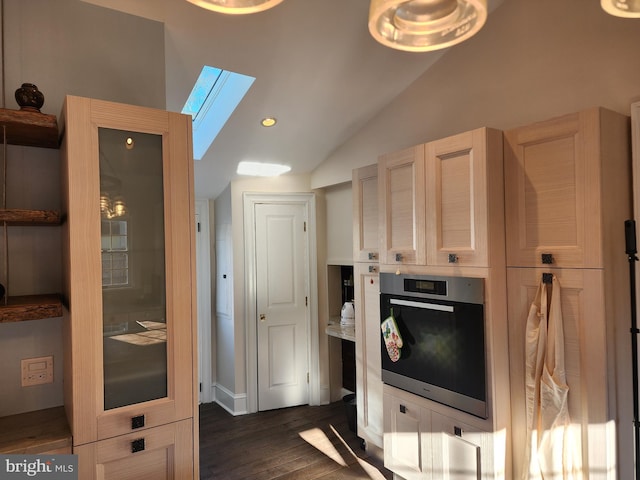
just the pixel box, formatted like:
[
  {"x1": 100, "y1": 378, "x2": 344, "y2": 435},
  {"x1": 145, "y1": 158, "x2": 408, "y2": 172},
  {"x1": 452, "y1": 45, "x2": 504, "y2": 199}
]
[{"x1": 21, "y1": 356, "x2": 54, "y2": 387}]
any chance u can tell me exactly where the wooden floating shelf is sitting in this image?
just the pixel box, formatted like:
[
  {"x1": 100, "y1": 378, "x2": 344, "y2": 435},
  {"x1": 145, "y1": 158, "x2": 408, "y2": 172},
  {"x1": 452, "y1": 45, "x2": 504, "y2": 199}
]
[
  {"x1": 0, "y1": 208, "x2": 62, "y2": 226},
  {"x1": 0, "y1": 108, "x2": 59, "y2": 149},
  {"x1": 0, "y1": 406, "x2": 71, "y2": 454},
  {"x1": 0, "y1": 294, "x2": 63, "y2": 323}
]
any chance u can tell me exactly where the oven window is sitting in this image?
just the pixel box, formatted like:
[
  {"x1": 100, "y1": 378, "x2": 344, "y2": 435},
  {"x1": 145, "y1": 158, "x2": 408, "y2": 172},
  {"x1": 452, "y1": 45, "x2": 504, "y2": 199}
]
[{"x1": 380, "y1": 294, "x2": 486, "y2": 402}]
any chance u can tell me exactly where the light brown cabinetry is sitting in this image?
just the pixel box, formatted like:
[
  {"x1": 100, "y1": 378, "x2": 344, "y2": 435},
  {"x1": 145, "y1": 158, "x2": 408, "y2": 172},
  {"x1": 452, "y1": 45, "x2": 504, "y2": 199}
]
[
  {"x1": 60, "y1": 96, "x2": 198, "y2": 479},
  {"x1": 353, "y1": 262, "x2": 382, "y2": 449},
  {"x1": 383, "y1": 386, "x2": 429, "y2": 480},
  {"x1": 378, "y1": 128, "x2": 503, "y2": 270},
  {"x1": 75, "y1": 418, "x2": 194, "y2": 479},
  {"x1": 378, "y1": 145, "x2": 426, "y2": 266},
  {"x1": 352, "y1": 164, "x2": 383, "y2": 449},
  {"x1": 507, "y1": 267, "x2": 612, "y2": 478},
  {"x1": 352, "y1": 163, "x2": 379, "y2": 262},
  {"x1": 426, "y1": 128, "x2": 503, "y2": 268},
  {"x1": 504, "y1": 107, "x2": 631, "y2": 479},
  {"x1": 384, "y1": 385, "x2": 494, "y2": 480},
  {"x1": 504, "y1": 108, "x2": 629, "y2": 268},
  {"x1": 377, "y1": 129, "x2": 509, "y2": 479}
]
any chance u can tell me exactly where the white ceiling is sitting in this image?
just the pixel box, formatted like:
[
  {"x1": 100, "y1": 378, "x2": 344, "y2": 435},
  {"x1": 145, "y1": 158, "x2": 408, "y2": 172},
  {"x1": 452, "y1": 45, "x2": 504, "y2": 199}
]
[{"x1": 81, "y1": 0, "x2": 503, "y2": 199}]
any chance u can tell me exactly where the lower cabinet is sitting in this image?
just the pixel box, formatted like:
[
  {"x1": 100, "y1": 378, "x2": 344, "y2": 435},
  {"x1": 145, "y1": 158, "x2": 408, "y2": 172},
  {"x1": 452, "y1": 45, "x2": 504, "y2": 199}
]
[
  {"x1": 75, "y1": 419, "x2": 194, "y2": 480},
  {"x1": 384, "y1": 385, "x2": 497, "y2": 480},
  {"x1": 383, "y1": 389, "x2": 431, "y2": 480},
  {"x1": 354, "y1": 263, "x2": 383, "y2": 448},
  {"x1": 507, "y1": 267, "x2": 616, "y2": 479}
]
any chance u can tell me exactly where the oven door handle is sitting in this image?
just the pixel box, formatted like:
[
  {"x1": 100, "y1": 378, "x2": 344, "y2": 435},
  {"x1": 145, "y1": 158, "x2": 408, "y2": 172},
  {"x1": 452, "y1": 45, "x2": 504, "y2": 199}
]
[{"x1": 390, "y1": 298, "x2": 454, "y2": 312}]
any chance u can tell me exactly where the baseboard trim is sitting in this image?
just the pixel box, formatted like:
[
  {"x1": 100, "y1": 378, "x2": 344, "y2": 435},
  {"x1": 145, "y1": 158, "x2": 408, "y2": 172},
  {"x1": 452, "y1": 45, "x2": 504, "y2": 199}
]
[{"x1": 214, "y1": 383, "x2": 248, "y2": 416}]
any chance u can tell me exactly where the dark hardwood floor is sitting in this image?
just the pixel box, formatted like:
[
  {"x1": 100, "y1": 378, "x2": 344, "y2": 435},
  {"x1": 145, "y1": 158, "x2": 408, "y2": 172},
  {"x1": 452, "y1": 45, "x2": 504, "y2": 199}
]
[{"x1": 199, "y1": 401, "x2": 393, "y2": 480}]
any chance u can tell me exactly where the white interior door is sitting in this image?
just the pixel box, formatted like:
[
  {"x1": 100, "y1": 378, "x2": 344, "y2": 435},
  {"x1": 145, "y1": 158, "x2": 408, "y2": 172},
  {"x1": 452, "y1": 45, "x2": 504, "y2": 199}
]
[{"x1": 255, "y1": 202, "x2": 309, "y2": 411}]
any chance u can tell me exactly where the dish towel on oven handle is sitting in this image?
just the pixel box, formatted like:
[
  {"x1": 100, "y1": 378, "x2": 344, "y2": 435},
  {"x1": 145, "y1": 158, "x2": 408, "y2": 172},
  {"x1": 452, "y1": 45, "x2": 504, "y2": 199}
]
[
  {"x1": 381, "y1": 308, "x2": 403, "y2": 362},
  {"x1": 523, "y1": 275, "x2": 582, "y2": 480}
]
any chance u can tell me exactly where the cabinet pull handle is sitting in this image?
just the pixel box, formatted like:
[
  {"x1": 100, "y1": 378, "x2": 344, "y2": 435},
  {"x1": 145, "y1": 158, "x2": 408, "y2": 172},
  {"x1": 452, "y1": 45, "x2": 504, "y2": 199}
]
[
  {"x1": 448, "y1": 254, "x2": 458, "y2": 263},
  {"x1": 131, "y1": 438, "x2": 145, "y2": 453},
  {"x1": 368, "y1": 265, "x2": 377, "y2": 273},
  {"x1": 395, "y1": 253, "x2": 403, "y2": 262},
  {"x1": 368, "y1": 252, "x2": 378, "y2": 261},
  {"x1": 541, "y1": 253, "x2": 554, "y2": 264},
  {"x1": 399, "y1": 404, "x2": 406, "y2": 414},
  {"x1": 131, "y1": 414, "x2": 145, "y2": 430},
  {"x1": 454, "y1": 426, "x2": 462, "y2": 437}
]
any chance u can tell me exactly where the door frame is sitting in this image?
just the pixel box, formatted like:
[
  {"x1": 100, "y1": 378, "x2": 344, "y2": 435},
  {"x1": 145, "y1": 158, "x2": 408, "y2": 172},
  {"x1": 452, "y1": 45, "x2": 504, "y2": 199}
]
[
  {"x1": 195, "y1": 199, "x2": 214, "y2": 404},
  {"x1": 243, "y1": 192, "x2": 319, "y2": 413}
]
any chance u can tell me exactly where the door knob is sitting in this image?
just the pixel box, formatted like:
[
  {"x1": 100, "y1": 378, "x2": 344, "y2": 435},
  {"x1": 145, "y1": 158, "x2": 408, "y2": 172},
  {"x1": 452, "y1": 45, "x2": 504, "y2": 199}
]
[{"x1": 259, "y1": 314, "x2": 266, "y2": 322}]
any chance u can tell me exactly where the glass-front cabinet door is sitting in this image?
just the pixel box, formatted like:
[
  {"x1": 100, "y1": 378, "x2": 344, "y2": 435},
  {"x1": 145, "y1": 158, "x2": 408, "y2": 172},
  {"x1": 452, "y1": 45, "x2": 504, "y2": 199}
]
[
  {"x1": 61, "y1": 95, "x2": 197, "y2": 475},
  {"x1": 99, "y1": 127, "x2": 168, "y2": 411}
]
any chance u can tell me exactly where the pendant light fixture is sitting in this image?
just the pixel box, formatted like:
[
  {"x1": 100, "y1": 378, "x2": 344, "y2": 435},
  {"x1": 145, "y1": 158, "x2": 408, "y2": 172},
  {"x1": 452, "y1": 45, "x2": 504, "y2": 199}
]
[
  {"x1": 601, "y1": 0, "x2": 640, "y2": 18},
  {"x1": 185, "y1": 0, "x2": 284, "y2": 14},
  {"x1": 368, "y1": 0, "x2": 488, "y2": 52}
]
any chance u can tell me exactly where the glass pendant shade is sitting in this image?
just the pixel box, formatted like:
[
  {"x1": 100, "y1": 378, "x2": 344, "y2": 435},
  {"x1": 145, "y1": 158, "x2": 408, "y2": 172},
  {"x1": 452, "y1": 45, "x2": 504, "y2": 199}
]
[
  {"x1": 185, "y1": 0, "x2": 284, "y2": 14},
  {"x1": 601, "y1": 0, "x2": 640, "y2": 17},
  {"x1": 369, "y1": 0, "x2": 488, "y2": 52}
]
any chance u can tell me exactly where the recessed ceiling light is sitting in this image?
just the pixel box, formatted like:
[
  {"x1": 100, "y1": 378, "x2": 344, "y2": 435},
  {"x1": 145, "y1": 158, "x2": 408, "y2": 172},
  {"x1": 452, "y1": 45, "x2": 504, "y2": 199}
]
[
  {"x1": 237, "y1": 161, "x2": 290, "y2": 177},
  {"x1": 261, "y1": 117, "x2": 277, "y2": 127}
]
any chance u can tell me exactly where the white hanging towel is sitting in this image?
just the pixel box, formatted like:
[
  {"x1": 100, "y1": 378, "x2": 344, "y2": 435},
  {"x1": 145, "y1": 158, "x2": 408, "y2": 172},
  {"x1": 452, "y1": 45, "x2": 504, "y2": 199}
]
[{"x1": 523, "y1": 275, "x2": 582, "y2": 480}]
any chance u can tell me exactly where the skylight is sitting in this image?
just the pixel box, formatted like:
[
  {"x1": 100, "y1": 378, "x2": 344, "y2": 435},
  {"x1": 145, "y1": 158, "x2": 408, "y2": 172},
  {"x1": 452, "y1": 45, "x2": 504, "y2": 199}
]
[{"x1": 182, "y1": 66, "x2": 255, "y2": 160}]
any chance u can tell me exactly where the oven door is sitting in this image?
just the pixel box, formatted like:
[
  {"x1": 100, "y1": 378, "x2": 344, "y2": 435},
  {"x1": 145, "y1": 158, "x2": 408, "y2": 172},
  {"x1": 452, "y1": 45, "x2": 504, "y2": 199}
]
[{"x1": 380, "y1": 291, "x2": 487, "y2": 418}]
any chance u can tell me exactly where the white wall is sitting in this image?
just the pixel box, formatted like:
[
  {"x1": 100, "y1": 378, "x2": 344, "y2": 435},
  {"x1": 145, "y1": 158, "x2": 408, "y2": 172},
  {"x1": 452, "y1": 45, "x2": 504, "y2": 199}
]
[
  {"x1": 0, "y1": 0, "x2": 165, "y2": 417},
  {"x1": 311, "y1": 0, "x2": 640, "y2": 188},
  {"x1": 213, "y1": 185, "x2": 237, "y2": 411}
]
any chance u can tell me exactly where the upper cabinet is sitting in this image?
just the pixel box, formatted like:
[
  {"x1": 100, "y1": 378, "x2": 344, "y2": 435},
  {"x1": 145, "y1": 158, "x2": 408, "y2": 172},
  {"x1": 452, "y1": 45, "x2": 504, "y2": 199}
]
[
  {"x1": 352, "y1": 164, "x2": 379, "y2": 262},
  {"x1": 378, "y1": 145, "x2": 426, "y2": 266},
  {"x1": 425, "y1": 128, "x2": 504, "y2": 268},
  {"x1": 378, "y1": 128, "x2": 504, "y2": 269},
  {"x1": 60, "y1": 96, "x2": 198, "y2": 479},
  {"x1": 504, "y1": 107, "x2": 630, "y2": 268}
]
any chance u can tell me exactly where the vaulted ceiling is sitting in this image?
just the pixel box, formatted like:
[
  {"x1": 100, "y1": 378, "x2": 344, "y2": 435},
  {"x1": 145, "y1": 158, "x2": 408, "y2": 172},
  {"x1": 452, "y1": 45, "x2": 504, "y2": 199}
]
[{"x1": 81, "y1": 0, "x2": 503, "y2": 198}]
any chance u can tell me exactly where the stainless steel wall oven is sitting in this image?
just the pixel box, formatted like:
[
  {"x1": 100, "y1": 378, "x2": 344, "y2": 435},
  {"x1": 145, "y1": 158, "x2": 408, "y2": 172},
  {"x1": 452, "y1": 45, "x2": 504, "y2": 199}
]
[{"x1": 380, "y1": 273, "x2": 487, "y2": 418}]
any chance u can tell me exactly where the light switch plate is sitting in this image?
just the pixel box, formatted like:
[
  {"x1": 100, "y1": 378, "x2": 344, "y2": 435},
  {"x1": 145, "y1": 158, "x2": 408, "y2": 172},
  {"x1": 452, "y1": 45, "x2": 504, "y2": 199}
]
[{"x1": 21, "y1": 356, "x2": 54, "y2": 387}]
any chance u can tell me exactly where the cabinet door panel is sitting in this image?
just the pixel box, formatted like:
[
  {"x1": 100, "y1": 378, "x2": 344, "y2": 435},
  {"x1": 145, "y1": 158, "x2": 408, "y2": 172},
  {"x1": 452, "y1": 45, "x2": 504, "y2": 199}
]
[
  {"x1": 507, "y1": 267, "x2": 611, "y2": 479},
  {"x1": 426, "y1": 128, "x2": 502, "y2": 267},
  {"x1": 76, "y1": 419, "x2": 194, "y2": 480},
  {"x1": 383, "y1": 391, "x2": 430, "y2": 480},
  {"x1": 504, "y1": 111, "x2": 597, "y2": 268},
  {"x1": 353, "y1": 164, "x2": 379, "y2": 262},
  {"x1": 431, "y1": 411, "x2": 485, "y2": 480},
  {"x1": 354, "y1": 263, "x2": 382, "y2": 448},
  {"x1": 62, "y1": 96, "x2": 196, "y2": 445},
  {"x1": 378, "y1": 145, "x2": 426, "y2": 265}
]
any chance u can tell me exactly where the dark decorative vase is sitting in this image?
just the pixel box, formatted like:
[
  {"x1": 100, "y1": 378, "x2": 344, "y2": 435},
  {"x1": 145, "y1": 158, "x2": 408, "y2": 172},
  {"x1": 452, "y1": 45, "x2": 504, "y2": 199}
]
[{"x1": 15, "y1": 83, "x2": 45, "y2": 112}]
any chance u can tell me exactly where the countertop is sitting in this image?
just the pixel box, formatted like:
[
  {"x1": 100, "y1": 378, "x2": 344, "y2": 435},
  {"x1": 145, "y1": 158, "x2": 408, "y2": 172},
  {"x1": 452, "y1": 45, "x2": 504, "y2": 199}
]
[{"x1": 325, "y1": 316, "x2": 355, "y2": 342}]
